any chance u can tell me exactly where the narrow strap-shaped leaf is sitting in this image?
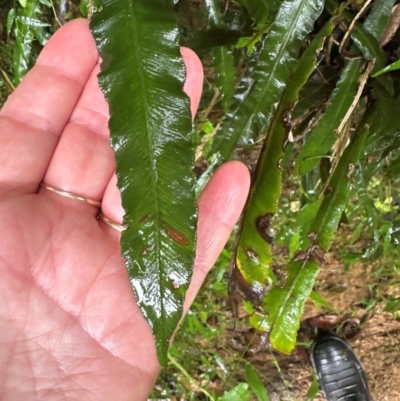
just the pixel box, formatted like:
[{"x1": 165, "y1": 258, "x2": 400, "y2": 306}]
[
  {"x1": 15, "y1": 15, "x2": 50, "y2": 28},
  {"x1": 91, "y1": 0, "x2": 196, "y2": 365},
  {"x1": 372, "y1": 59, "x2": 400, "y2": 77},
  {"x1": 295, "y1": 59, "x2": 363, "y2": 176},
  {"x1": 210, "y1": 0, "x2": 325, "y2": 162},
  {"x1": 213, "y1": 46, "x2": 235, "y2": 112},
  {"x1": 204, "y1": 0, "x2": 236, "y2": 112},
  {"x1": 264, "y1": 260, "x2": 320, "y2": 353},
  {"x1": 265, "y1": 111, "x2": 372, "y2": 354},
  {"x1": 6, "y1": 8, "x2": 15, "y2": 37},
  {"x1": 230, "y1": 12, "x2": 337, "y2": 305},
  {"x1": 363, "y1": 0, "x2": 396, "y2": 41}
]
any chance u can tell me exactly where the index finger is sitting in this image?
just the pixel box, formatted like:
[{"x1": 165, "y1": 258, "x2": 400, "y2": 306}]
[{"x1": 0, "y1": 19, "x2": 98, "y2": 194}]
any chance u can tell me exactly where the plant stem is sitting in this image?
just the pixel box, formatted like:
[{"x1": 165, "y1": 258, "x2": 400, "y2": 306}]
[
  {"x1": 168, "y1": 352, "x2": 216, "y2": 401},
  {"x1": 0, "y1": 66, "x2": 15, "y2": 92}
]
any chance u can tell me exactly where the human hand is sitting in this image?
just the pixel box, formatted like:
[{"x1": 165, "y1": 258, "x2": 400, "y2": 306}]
[{"x1": 0, "y1": 19, "x2": 250, "y2": 400}]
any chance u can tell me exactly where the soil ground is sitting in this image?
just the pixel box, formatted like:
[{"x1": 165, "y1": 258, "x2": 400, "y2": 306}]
[
  {"x1": 157, "y1": 237, "x2": 400, "y2": 400},
  {"x1": 243, "y1": 254, "x2": 400, "y2": 401}
]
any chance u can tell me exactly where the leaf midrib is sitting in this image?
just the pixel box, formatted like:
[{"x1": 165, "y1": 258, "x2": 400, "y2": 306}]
[{"x1": 127, "y1": 3, "x2": 165, "y2": 326}]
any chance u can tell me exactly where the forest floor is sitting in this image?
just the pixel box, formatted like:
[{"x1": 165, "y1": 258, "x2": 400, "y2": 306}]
[
  {"x1": 245, "y1": 251, "x2": 400, "y2": 401},
  {"x1": 164, "y1": 240, "x2": 400, "y2": 401}
]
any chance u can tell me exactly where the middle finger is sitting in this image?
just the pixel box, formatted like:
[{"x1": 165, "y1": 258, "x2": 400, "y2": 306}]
[{"x1": 41, "y1": 64, "x2": 115, "y2": 208}]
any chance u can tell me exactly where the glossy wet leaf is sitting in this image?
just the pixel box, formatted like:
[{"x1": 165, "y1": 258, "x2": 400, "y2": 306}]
[
  {"x1": 296, "y1": 59, "x2": 363, "y2": 176},
  {"x1": 372, "y1": 59, "x2": 400, "y2": 77},
  {"x1": 90, "y1": 0, "x2": 197, "y2": 365},
  {"x1": 363, "y1": 0, "x2": 396, "y2": 41},
  {"x1": 210, "y1": 0, "x2": 325, "y2": 162},
  {"x1": 264, "y1": 110, "x2": 372, "y2": 354},
  {"x1": 230, "y1": 9, "x2": 335, "y2": 305},
  {"x1": 264, "y1": 260, "x2": 320, "y2": 354}
]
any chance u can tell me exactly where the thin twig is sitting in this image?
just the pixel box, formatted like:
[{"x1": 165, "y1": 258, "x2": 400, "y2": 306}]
[
  {"x1": 335, "y1": 59, "x2": 375, "y2": 137},
  {"x1": 0, "y1": 66, "x2": 15, "y2": 92},
  {"x1": 198, "y1": 85, "x2": 220, "y2": 121},
  {"x1": 325, "y1": 35, "x2": 334, "y2": 66},
  {"x1": 320, "y1": 59, "x2": 376, "y2": 195},
  {"x1": 339, "y1": 0, "x2": 373, "y2": 56},
  {"x1": 50, "y1": 0, "x2": 63, "y2": 27}
]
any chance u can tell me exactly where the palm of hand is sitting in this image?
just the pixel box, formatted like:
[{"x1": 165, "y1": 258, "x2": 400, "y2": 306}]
[
  {"x1": 0, "y1": 18, "x2": 249, "y2": 401},
  {"x1": 0, "y1": 194, "x2": 159, "y2": 400}
]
